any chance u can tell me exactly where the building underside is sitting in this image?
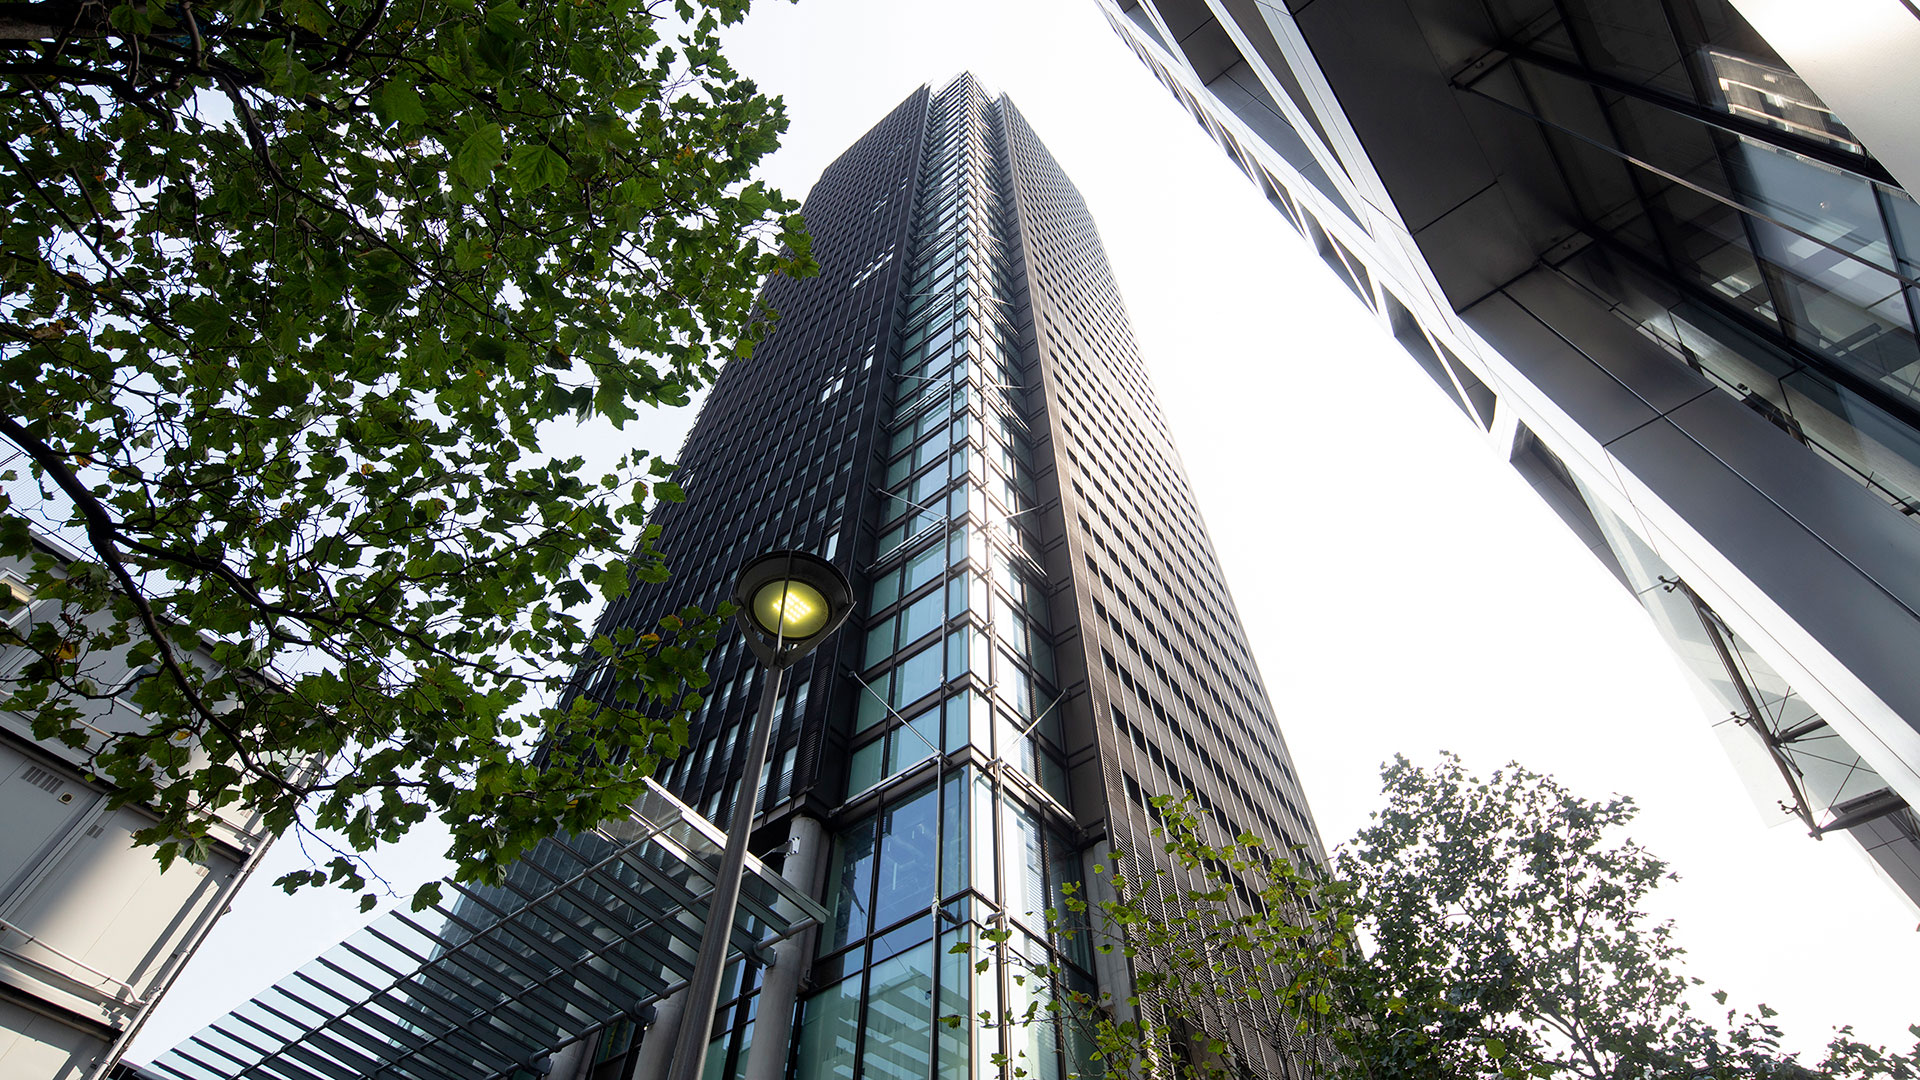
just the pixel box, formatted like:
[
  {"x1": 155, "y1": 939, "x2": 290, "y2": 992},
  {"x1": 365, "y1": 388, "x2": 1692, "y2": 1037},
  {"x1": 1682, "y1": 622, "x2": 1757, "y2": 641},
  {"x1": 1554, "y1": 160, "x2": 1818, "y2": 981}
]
[{"x1": 1098, "y1": 0, "x2": 1920, "y2": 907}]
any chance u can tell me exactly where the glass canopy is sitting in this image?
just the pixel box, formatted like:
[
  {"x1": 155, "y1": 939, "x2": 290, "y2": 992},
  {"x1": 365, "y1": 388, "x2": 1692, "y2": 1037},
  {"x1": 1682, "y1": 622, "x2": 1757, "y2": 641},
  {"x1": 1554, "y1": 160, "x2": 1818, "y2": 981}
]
[{"x1": 142, "y1": 781, "x2": 827, "y2": 1080}]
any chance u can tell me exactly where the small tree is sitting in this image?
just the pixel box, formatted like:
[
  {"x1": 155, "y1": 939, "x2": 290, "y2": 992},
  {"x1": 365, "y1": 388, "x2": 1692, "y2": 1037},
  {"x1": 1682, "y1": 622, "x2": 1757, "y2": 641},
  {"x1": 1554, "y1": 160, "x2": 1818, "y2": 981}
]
[
  {"x1": 1343, "y1": 754, "x2": 1920, "y2": 1080},
  {"x1": 959, "y1": 797, "x2": 1365, "y2": 1080},
  {"x1": 0, "y1": 0, "x2": 811, "y2": 907},
  {"x1": 994, "y1": 756, "x2": 1920, "y2": 1080},
  {"x1": 1343, "y1": 753, "x2": 1692, "y2": 1078}
]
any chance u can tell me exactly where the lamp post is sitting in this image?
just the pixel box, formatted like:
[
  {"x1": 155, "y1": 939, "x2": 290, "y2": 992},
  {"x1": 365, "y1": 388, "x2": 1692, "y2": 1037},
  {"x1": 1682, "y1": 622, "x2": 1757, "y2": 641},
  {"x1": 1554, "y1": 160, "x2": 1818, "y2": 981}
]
[{"x1": 665, "y1": 550, "x2": 853, "y2": 1080}]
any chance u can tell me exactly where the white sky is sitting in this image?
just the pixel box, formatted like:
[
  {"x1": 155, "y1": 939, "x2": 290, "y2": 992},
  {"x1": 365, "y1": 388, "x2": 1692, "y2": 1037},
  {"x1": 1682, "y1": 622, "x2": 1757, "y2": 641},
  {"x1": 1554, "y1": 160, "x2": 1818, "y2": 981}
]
[{"x1": 129, "y1": 0, "x2": 1916, "y2": 1064}]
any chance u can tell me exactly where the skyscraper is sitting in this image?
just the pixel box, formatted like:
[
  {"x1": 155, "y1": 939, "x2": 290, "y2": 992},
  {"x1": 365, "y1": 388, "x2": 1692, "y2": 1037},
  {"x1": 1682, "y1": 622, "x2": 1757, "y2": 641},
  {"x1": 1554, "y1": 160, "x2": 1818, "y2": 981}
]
[
  {"x1": 1096, "y1": 0, "x2": 1920, "y2": 908},
  {"x1": 583, "y1": 72, "x2": 1328, "y2": 1080},
  {"x1": 139, "y1": 74, "x2": 1329, "y2": 1080}
]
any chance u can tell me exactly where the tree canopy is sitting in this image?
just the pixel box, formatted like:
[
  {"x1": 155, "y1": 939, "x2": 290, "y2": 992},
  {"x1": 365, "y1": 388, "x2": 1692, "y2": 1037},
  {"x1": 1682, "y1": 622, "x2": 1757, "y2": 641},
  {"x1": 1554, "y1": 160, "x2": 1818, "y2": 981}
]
[
  {"x1": 991, "y1": 755, "x2": 1920, "y2": 1080},
  {"x1": 0, "y1": 0, "x2": 811, "y2": 907}
]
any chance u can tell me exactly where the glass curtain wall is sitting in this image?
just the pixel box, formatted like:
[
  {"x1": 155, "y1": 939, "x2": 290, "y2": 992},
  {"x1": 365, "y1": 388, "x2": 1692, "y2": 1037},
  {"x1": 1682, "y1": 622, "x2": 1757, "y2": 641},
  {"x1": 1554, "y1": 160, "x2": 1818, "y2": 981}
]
[
  {"x1": 1465, "y1": 0, "x2": 1920, "y2": 516},
  {"x1": 794, "y1": 78, "x2": 1093, "y2": 1080}
]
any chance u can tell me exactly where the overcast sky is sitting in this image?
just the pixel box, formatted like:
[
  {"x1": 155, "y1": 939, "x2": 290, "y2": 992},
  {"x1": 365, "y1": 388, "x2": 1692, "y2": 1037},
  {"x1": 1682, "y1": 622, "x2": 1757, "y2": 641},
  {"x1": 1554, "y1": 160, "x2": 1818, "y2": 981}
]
[{"x1": 130, "y1": 0, "x2": 1915, "y2": 1063}]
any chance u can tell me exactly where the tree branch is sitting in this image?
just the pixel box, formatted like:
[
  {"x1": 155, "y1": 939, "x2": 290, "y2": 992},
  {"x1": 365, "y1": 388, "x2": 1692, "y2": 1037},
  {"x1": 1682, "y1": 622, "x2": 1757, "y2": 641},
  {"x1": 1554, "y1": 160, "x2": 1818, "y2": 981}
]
[
  {"x1": 0, "y1": 412, "x2": 291, "y2": 793},
  {"x1": 0, "y1": 0, "x2": 106, "y2": 42}
]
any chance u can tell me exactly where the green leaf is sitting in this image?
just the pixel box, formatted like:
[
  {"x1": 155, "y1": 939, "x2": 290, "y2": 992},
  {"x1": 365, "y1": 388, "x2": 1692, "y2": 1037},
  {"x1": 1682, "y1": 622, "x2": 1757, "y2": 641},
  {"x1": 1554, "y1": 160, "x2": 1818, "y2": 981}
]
[
  {"x1": 510, "y1": 142, "x2": 569, "y2": 191},
  {"x1": 454, "y1": 124, "x2": 506, "y2": 188},
  {"x1": 380, "y1": 81, "x2": 429, "y2": 127},
  {"x1": 3, "y1": 0, "x2": 805, "y2": 909}
]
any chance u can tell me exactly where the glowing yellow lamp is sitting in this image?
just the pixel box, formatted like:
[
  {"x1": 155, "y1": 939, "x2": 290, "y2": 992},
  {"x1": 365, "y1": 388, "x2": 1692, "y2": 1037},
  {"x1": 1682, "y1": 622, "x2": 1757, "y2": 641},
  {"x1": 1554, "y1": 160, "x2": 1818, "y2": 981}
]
[
  {"x1": 752, "y1": 579, "x2": 830, "y2": 639},
  {"x1": 733, "y1": 549, "x2": 853, "y2": 667}
]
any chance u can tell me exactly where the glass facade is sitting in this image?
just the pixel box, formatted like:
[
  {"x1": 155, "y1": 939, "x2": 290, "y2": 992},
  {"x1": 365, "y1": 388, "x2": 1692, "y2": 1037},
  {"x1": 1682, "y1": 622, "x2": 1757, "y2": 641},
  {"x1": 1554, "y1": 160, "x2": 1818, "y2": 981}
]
[
  {"x1": 1460, "y1": 0, "x2": 1920, "y2": 517},
  {"x1": 800, "y1": 79, "x2": 1090, "y2": 1080},
  {"x1": 1098, "y1": 0, "x2": 1920, "y2": 906},
  {"x1": 800, "y1": 769, "x2": 1089, "y2": 1080},
  {"x1": 160, "y1": 73, "x2": 1333, "y2": 1080},
  {"x1": 639, "y1": 73, "x2": 1328, "y2": 1080},
  {"x1": 1432, "y1": 4, "x2": 1920, "y2": 889}
]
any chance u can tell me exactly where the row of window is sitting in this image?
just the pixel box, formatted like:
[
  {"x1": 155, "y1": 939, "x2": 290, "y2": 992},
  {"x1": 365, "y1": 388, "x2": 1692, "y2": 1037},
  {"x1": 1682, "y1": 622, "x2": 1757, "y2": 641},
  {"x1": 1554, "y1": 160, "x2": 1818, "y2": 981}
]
[
  {"x1": 803, "y1": 768, "x2": 1094, "y2": 1080},
  {"x1": 1048, "y1": 331, "x2": 1210, "y2": 573},
  {"x1": 1045, "y1": 349, "x2": 1228, "y2": 614},
  {"x1": 1001, "y1": 96, "x2": 1327, "y2": 884},
  {"x1": 1075, "y1": 505, "x2": 1269, "y2": 733}
]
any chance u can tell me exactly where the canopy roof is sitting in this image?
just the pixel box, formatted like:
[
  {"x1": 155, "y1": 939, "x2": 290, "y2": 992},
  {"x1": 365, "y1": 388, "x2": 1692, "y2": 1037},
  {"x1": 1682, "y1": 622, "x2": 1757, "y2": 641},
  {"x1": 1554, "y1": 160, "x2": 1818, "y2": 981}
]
[{"x1": 145, "y1": 781, "x2": 824, "y2": 1080}]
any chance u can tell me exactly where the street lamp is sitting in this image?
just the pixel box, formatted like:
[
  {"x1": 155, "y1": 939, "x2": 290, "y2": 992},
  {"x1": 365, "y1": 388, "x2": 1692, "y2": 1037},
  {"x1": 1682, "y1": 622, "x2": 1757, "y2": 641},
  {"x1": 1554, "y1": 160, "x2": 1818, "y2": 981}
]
[{"x1": 666, "y1": 550, "x2": 853, "y2": 1080}]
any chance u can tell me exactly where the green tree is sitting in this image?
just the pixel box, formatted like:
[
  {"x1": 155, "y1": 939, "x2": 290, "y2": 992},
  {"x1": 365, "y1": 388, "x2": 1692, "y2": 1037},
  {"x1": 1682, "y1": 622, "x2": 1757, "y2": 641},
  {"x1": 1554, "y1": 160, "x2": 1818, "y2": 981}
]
[
  {"x1": 996, "y1": 756, "x2": 1920, "y2": 1080},
  {"x1": 1341, "y1": 754, "x2": 1919, "y2": 1080},
  {"x1": 1343, "y1": 753, "x2": 1691, "y2": 1079},
  {"x1": 960, "y1": 797, "x2": 1358, "y2": 1080},
  {"x1": 0, "y1": 0, "x2": 812, "y2": 907}
]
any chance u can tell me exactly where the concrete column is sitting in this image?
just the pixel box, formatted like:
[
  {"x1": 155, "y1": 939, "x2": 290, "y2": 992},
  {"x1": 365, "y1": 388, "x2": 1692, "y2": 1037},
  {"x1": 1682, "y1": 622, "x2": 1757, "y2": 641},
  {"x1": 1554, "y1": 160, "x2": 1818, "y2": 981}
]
[
  {"x1": 543, "y1": 1035, "x2": 594, "y2": 1080},
  {"x1": 743, "y1": 814, "x2": 828, "y2": 1080},
  {"x1": 633, "y1": 989, "x2": 687, "y2": 1079}
]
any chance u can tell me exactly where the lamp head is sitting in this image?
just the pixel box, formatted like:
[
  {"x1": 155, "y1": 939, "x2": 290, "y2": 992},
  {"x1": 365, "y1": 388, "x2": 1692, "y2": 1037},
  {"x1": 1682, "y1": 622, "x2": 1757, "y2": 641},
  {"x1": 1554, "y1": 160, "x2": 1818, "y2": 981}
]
[{"x1": 731, "y1": 550, "x2": 854, "y2": 668}]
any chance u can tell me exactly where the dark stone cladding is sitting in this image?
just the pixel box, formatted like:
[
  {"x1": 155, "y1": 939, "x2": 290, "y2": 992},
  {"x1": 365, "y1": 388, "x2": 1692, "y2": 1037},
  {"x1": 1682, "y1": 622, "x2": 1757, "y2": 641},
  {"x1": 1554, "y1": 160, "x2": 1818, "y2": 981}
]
[
  {"x1": 563, "y1": 86, "x2": 932, "y2": 840},
  {"x1": 565, "y1": 75, "x2": 1325, "y2": 896}
]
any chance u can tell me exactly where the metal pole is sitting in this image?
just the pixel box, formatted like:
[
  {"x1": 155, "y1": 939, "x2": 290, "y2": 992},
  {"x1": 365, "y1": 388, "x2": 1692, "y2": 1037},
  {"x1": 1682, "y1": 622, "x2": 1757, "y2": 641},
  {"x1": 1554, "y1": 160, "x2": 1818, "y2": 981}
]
[{"x1": 665, "y1": 661, "x2": 787, "y2": 1080}]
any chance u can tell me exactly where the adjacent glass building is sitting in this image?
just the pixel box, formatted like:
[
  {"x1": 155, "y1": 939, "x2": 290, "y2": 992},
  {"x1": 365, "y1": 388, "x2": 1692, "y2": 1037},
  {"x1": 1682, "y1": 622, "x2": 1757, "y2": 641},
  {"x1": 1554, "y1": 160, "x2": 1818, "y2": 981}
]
[
  {"x1": 143, "y1": 75, "x2": 1330, "y2": 1080},
  {"x1": 1093, "y1": 0, "x2": 1920, "y2": 905}
]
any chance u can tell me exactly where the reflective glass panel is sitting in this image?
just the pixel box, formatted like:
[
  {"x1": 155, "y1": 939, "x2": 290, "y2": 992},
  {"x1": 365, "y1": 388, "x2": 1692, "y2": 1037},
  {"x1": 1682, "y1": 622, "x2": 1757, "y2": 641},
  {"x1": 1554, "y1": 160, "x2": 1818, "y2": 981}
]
[
  {"x1": 865, "y1": 617, "x2": 896, "y2": 667},
  {"x1": 871, "y1": 567, "x2": 900, "y2": 611},
  {"x1": 899, "y1": 590, "x2": 944, "y2": 647},
  {"x1": 891, "y1": 642, "x2": 944, "y2": 709},
  {"x1": 1047, "y1": 828, "x2": 1089, "y2": 969},
  {"x1": 825, "y1": 817, "x2": 876, "y2": 951},
  {"x1": 889, "y1": 709, "x2": 940, "y2": 779},
  {"x1": 936, "y1": 925, "x2": 972, "y2": 1080},
  {"x1": 794, "y1": 976, "x2": 860, "y2": 1080},
  {"x1": 1003, "y1": 800, "x2": 1047, "y2": 929},
  {"x1": 905, "y1": 543, "x2": 946, "y2": 592},
  {"x1": 940, "y1": 771, "x2": 968, "y2": 899},
  {"x1": 861, "y1": 942, "x2": 935, "y2": 1080},
  {"x1": 848, "y1": 738, "x2": 884, "y2": 797},
  {"x1": 873, "y1": 784, "x2": 941, "y2": 931}
]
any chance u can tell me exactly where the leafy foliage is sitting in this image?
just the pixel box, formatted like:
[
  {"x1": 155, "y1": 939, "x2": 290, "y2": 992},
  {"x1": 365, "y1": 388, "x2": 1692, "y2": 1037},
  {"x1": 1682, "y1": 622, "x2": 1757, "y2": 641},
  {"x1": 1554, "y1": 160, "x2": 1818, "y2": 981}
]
[
  {"x1": 1343, "y1": 753, "x2": 1693, "y2": 1079},
  {"x1": 0, "y1": 0, "x2": 812, "y2": 905},
  {"x1": 953, "y1": 797, "x2": 1353, "y2": 1080},
  {"x1": 986, "y1": 755, "x2": 1920, "y2": 1080}
]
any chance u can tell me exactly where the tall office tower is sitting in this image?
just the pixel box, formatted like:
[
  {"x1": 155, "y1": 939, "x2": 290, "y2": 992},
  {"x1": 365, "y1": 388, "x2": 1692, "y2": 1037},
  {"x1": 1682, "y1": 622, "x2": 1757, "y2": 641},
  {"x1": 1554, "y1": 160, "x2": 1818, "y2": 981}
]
[
  {"x1": 1095, "y1": 0, "x2": 1920, "y2": 908},
  {"x1": 553, "y1": 74, "x2": 1328, "y2": 1080}
]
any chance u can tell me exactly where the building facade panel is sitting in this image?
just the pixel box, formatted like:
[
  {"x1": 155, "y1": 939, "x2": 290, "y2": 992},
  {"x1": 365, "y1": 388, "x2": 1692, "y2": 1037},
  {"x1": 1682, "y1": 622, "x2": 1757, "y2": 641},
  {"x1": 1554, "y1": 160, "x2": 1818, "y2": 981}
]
[
  {"x1": 0, "y1": 516, "x2": 275, "y2": 1080},
  {"x1": 1095, "y1": 0, "x2": 1920, "y2": 906},
  {"x1": 561, "y1": 74, "x2": 1329, "y2": 1080},
  {"x1": 143, "y1": 73, "x2": 1334, "y2": 1080}
]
